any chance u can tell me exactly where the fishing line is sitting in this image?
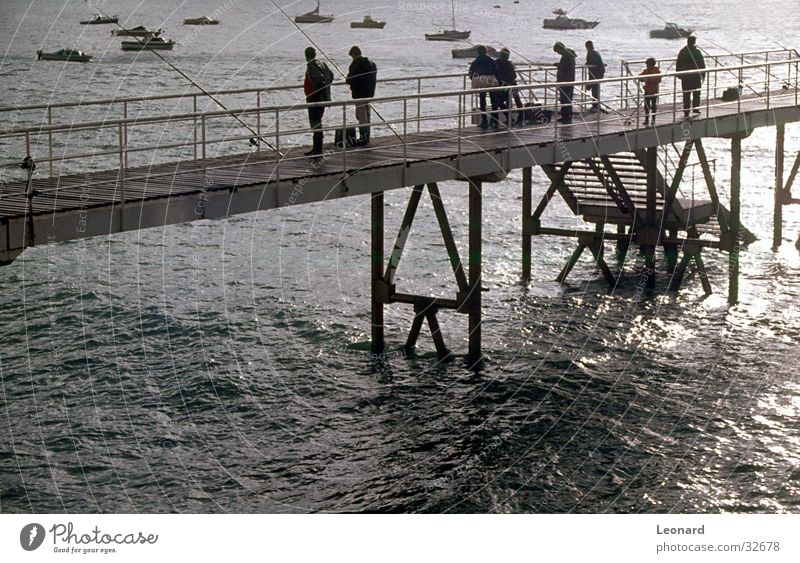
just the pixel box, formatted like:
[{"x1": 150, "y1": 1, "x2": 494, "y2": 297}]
[
  {"x1": 95, "y1": 6, "x2": 283, "y2": 155},
  {"x1": 267, "y1": 0, "x2": 403, "y2": 143}
]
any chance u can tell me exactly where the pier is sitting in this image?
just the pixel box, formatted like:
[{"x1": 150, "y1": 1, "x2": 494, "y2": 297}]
[{"x1": 2, "y1": 48, "x2": 800, "y2": 364}]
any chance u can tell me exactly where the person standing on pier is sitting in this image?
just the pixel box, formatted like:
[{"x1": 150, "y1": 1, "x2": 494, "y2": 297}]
[
  {"x1": 584, "y1": 41, "x2": 606, "y2": 113},
  {"x1": 496, "y1": 48, "x2": 525, "y2": 127},
  {"x1": 676, "y1": 36, "x2": 706, "y2": 119},
  {"x1": 554, "y1": 42, "x2": 576, "y2": 124},
  {"x1": 345, "y1": 46, "x2": 378, "y2": 146},
  {"x1": 303, "y1": 47, "x2": 334, "y2": 157},
  {"x1": 468, "y1": 45, "x2": 500, "y2": 129},
  {"x1": 639, "y1": 57, "x2": 662, "y2": 126}
]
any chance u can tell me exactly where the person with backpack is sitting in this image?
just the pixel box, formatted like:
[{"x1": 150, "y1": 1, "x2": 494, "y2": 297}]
[
  {"x1": 676, "y1": 36, "x2": 706, "y2": 119},
  {"x1": 468, "y1": 45, "x2": 500, "y2": 129},
  {"x1": 303, "y1": 46, "x2": 334, "y2": 157},
  {"x1": 345, "y1": 46, "x2": 378, "y2": 146}
]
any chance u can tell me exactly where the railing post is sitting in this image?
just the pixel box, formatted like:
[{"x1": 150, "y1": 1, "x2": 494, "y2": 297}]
[
  {"x1": 672, "y1": 75, "x2": 677, "y2": 124},
  {"x1": 403, "y1": 99, "x2": 408, "y2": 168},
  {"x1": 416, "y1": 78, "x2": 421, "y2": 133},
  {"x1": 256, "y1": 90, "x2": 261, "y2": 153},
  {"x1": 201, "y1": 114, "x2": 206, "y2": 168},
  {"x1": 342, "y1": 103, "x2": 347, "y2": 174},
  {"x1": 193, "y1": 95, "x2": 198, "y2": 161},
  {"x1": 118, "y1": 123, "x2": 125, "y2": 230},
  {"x1": 457, "y1": 92, "x2": 462, "y2": 158},
  {"x1": 275, "y1": 109, "x2": 280, "y2": 186},
  {"x1": 47, "y1": 106, "x2": 53, "y2": 177}
]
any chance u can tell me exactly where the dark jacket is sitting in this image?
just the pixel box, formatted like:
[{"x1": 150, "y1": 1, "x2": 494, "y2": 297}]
[
  {"x1": 676, "y1": 45, "x2": 705, "y2": 81},
  {"x1": 305, "y1": 59, "x2": 333, "y2": 103},
  {"x1": 468, "y1": 54, "x2": 498, "y2": 78},
  {"x1": 586, "y1": 48, "x2": 605, "y2": 79},
  {"x1": 556, "y1": 48, "x2": 577, "y2": 82},
  {"x1": 496, "y1": 59, "x2": 517, "y2": 86},
  {"x1": 346, "y1": 56, "x2": 378, "y2": 99}
]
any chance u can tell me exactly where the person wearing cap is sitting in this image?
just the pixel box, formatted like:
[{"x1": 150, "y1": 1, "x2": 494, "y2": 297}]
[
  {"x1": 553, "y1": 42, "x2": 577, "y2": 124},
  {"x1": 345, "y1": 45, "x2": 378, "y2": 146},
  {"x1": 584, "y1": 41, "x2": 606, "y2": 113},
  {"x1": 303, "y1": 46, "x2": 334, "y2": 157},
  {"x1": 468, "y1": 45, "x2": 500, "y2": 129},
  {"x1": 676, "y1": 36, "x2": 706, "y2": 119},
  {"x1": 495, "y1": 48, "x2": 525, "y2": 127}
]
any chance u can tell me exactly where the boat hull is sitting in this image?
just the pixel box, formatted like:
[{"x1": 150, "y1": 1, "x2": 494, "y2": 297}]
[
  {"x1": 425, "y1": 31, "x2": 471, "y2": 41},
  {"x1": 80, "y1": 17, "x2": 118, "y2": 25},
  {"x1": 121, "y1": 41, "x2": 175, "y2": 51},
  {"x1": 37, "y1": 51, "x2": 92, "y2": 62},
  {"x1": 542, "y1": 18, "x2": 599, "y2": 29},
  {"x1": 452, "y1": 46, "x2": 498, "y2": 58},
  {"x1": 649, "y1": 29, "x2": 693, "y2": 39},
  {"x1": 351, "y1": 21, "x2": 386, "y2": 28},
  {"x1": 183, "y1": 19, "x2": 219, "y2": 25}
]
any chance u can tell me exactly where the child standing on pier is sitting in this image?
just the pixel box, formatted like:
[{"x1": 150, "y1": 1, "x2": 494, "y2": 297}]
[{"x1": 639, "y1": 57, "x2": 661, "y2": 126}]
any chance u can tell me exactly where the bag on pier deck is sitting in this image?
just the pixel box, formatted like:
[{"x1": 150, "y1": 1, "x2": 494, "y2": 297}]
[{"x1": 523, "y1": 102, "x2": 553, "y2": 124}]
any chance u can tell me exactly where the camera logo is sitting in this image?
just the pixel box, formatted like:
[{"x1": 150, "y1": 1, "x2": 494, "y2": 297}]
[{"x1": 20, "y1": 523, "x2": 46, "y2": 551}]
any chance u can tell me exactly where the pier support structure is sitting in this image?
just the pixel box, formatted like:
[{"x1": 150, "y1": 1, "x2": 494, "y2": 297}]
[
  {"x1": 369, "y1": 181, "x2": 483, "y2": 366},
  {"x1": 729, "y1": 135, "x2": 742, "y2": 304},
  {"x1": 773, "y1": 124, "x2": 800, "y2": 250}
]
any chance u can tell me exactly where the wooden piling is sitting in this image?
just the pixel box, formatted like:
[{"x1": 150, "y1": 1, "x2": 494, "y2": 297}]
[
  {"x1": 468, "y1": 178, "x2": 482, "y2": 366},
  {"x1": 371, "y1": 191, "x2": 385, "y2": 353},
  {"x1": 522, "y1": 166, "x2": 532, "y2": 282},
  {"x1": 774, "y1": 124, "x2": 784, "y2": 249},
  {"x1": 729, "y1": 137, "x2": 742, "y2": 304}
]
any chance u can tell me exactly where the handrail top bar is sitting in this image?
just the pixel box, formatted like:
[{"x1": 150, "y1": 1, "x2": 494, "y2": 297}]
[
  {"x1": 0, "y1": 48, "x2": 794, "y2": 115},
  {"x1": 622, "y1": 47, "x2": 798, "y2": 66},
  {"x1": 2, "y1": 55, "x2": 797, "y2": 138},
  {"x1": 0, "y1": 62, "x2": 560, "y2": 114}
]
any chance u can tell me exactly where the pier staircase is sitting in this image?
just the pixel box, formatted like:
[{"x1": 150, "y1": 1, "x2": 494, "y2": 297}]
[{"x1": 533, "y1": 141, "x2": 756, "y2": 292}]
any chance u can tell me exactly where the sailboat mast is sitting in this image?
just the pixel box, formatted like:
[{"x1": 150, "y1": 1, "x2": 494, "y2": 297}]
[{"x1": 451, "y1": 0, "x2": 456, "y2": 29}]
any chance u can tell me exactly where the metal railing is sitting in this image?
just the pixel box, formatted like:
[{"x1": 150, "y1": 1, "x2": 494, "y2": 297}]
[{"x1": 0, "y1": 51, "x2": 798, "y2": 207}]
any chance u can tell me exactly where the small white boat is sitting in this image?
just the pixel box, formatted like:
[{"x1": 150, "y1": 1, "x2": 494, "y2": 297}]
[
  {"x1": 295, "y1": 1, "x2": 334, "y2": 24},
  {"x1": 452, "y1": 45, "x2": 499, "y2": 58},
  {"x1": 425, "y1": 0, "x2": 469, "y2": 41},
  {"x1": 112, "y1": 26, "x2": 163, "y2": 37},
  {"x1": 183, "y1": 16, "x2": 219, "y2": 25},
  {"x1": 649, "y1": 23, "x2": 693, "y2": 39},
  {"x1": 350, "y1": 15, "x2": 386, "y2": 29},
  {"x1": 543, "y1": 9, "x2": 599, "y2": 30},
  {"x1": 121, "y1": 37, "x2": 176, "y2": 51},
  {"x1": 37, "y1": 49, "x2": 92, "y2": 62},
  {"x1": 80, "y1": 14, "x2": 118, "y2": 25}
]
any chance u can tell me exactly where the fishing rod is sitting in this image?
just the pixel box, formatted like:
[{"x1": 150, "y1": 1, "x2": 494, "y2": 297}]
[
  {"x1": 94, "y1": 6, "x2": 283, "y2": 155},
  {"x1": 266, "y1": 0, "x2": 403, "y2": 143}
]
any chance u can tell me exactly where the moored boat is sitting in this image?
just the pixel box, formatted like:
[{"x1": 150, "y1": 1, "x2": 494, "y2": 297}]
[
  {"x1": 183, "y1": 16, "x2": 219, "y2": 25},
  {"x1": 112, "y1": 26, "x2": 163, "y2": 37},
  {"x1": 649, "y1": 23, "x2": 693, "y2": 39},
  {"x1": 350, "y1": 15, "x2": 386, "y2": 29},
  {"x1": 425, "y1": 0, "x2": 469, "y2": 41},
  {"x1": 80, "y1": 14, "x2": 118, "y2": 25},
  {"x1": 542, "y1": 9, "x2": 599, "y2": 30},
  {"x1": 452, "y1": 45, "x2": 499, "y2": 58},
  {"x1": 37, "y1": 49, "x2": 92, "y2": 62},
  {"x1": 121, "y1": 37, "x2": 176, "y2": 51},
  {"x1": 295, "y1": 1, "x2": 334, "y2": 24}
]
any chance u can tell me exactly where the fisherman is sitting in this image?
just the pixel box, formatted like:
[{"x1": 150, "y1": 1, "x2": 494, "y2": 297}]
[
  {"x1": 553, "y1": 42, "x2": 577, "y2": 124},
  {"x1": 584, "y1": 40, "x2": 606, "y2": 113},
  {"x1": 639, "y1": 57, "x2": 662, "y2": 126},
  {"x1": 345, "y1": 46, "x2": 378, "y2": 146},
  {"x1": 468, "y1": 45, "x2": 500, "y2": 129},
  {"x1": 676, "y1": 36, "x2": 706, "y2": 119},
  {"x1": 495, "y1": 48, "x2": 525, "y2": 127},
  {"x1": 303, "y1": 46, "x2": 334, "y2": 157}
]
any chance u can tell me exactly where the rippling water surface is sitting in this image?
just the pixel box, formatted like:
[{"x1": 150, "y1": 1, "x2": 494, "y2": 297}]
[{"x1": 1, "y1": 0, "x2": 800, "y2": 513}]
